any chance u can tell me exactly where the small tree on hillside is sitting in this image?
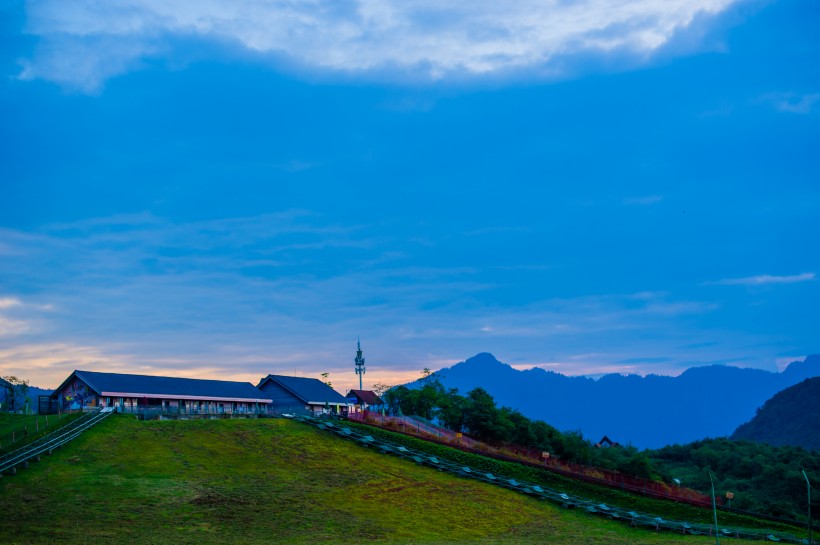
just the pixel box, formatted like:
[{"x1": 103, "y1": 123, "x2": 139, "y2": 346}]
[
  {"x1": 320, "y1": 372, "x2": 333, "y2": 389},
  {"x1": 1, "y1": 376, "x2": 29, "y2": 413},
  {"x1": 371, "y1": 383, "x2": 392, "y2": 397}
]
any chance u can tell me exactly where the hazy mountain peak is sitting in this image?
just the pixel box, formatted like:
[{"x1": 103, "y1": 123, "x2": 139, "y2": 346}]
[{"x1": 462, "y1": 352, "x2": 505, "y2": 367}]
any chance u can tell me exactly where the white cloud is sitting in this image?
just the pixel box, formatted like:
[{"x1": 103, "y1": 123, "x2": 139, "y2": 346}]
[
  {"x1": 760, "y1": 92, "x2": 820, "y2": 115},
  {"x1": 512, "y1": 360, "x2": 645, "y2": 377},
  {"x1": 0, "y1": 212, "x2": 796, "y2": 390},
  {"x1": 20, "y1": 0, "x2": 740, "y2": 91},
  {"x1": 775, "y1": 355, "x2": 806, "y2": 372},
  {"x1": 0, "y1": 343, "x2": 132, "y2": 388},
  {"x1": 708, "y1": 272, "x2": 816, "y2": 286},
  {"x1": 0, "y1": 298, "x2": 23, "y2": 310},
  {"x1": 624, "y1": 195, "x2": 663, "y2": 205},
  {"x1": 0, "y1": 296, "x2": 47, "y2": 336},
  {"x1": 0, "y1": 316, "x2": 30, "y2": 337}
]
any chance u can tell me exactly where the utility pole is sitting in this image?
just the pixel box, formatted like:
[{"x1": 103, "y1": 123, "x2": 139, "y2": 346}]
[
  {"x1": 710, "y1": 472, "x2": 720, "y2": 545},
  {"x1": 803, "y1": 470, "x2": 813, "y2": 545},
  {"x1": 354, "y1": 338, "x2": 365, "y2": 391}
]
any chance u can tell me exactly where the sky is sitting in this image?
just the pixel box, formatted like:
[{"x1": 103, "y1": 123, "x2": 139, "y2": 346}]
[{"x1": 0, "y1": 0, "x2": 818, "y2": 393}]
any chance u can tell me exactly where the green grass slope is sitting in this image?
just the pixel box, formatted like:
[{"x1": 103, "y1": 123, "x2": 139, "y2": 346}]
[
  {"x1": 342, "y1": 421, "x2": 808, "y2": 535},
  {"x1": 0, "y1": 416, "x2": 765, "y2": 545},
  {"x1": 0, "y1": 412, "x2": 86, "y2": 454}
]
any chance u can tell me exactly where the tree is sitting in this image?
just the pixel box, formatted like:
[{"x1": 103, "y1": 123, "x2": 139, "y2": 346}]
[
  {"x1": 560, "y1": 430, "x2": 592, "y2": 465},
  {"x1": 464, "y1": 388, "x2": 501, "y2": 442},
  {"x1": 621, "y1": 452, "x2": 654, "y2": 479},
  {"x1": 371, "y1": 383, "x2": 392, "y2": 397},
  {"x1": 531, "y1": 420, "x2": 564, "y2": 454},
  {"x1": 503, "y1": 407, "x2": 536, "y2": 446},
  {"x1": 417, "y1": 380, "x2": 447, "y2": 420},
  {"x1": 1, "y1": 376, "x2": 29, "y2": 413},
  {"x1": 420, "y1": 368, "x2": 434, "y2": 385},
  {"x1": 438, "y1": 388, "x2": 467, "y2": 432},
  {"x1": 320, "y1": 372, "x2": 333, "y2": 389},
  {"x1": 385, "y1": 385, "x2": 410, "y2": 415}
]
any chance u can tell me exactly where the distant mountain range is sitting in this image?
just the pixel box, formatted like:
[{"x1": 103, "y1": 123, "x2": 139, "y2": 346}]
[
  {"x1": 731, "y1": 376, "x2": 820, "y2": 451},
  {"x1": 418, "y1": 353, "x2": 820, "y2": 449}
]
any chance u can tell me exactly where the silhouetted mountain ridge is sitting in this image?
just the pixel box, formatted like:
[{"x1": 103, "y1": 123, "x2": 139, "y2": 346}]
[
  {"x1": 731, "y1": 377, "x2": 820, "y2": 451},
  {"x1": 419, "y1": 353, "x2": 820, "y2": 449}
]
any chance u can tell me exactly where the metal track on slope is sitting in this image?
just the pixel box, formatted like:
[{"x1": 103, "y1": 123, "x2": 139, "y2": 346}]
[{"x1": 0, "y1": 408, "x2": 115, "y2": 476}]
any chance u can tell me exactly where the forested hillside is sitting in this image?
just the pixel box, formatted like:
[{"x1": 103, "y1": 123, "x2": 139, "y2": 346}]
[
  {"x1": 648, "y1": 439, "x2": 819, "y2": 519},
  {"x1": 732, "y1": 377, "x2": 820, "y2": 451}
]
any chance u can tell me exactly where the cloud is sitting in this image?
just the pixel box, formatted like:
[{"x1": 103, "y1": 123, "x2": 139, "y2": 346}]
[
  {"x1": 0, "y1": 315, "x2": 30, "y2": 337},
  {"x1": 462, "y1": 226, "x2": 529, "y2": 236},
  {"x1": 0, "y1": 298, "x2": 23, "y2": 310},
  {"x1": 0, "y1": 296, "x2": 53, "y2": 337},
  {"x1": 0, "y1": 212, "x2": 491, "y2": 389},
  {"x1": 511, "y1": 360, "x2": 652, "y2": 377},
  {"x1": 707, "y1": 272, "x2": 816, "y2": 286},
  {"x1": 20, "y1": 0, "x2": 741, "y2": 91},
  {"x1": 644, "y1": 301, "x2": 717, "y2": 315},
  {"x1": 617, "y1": 356, "x2": 674, "y2": 364},
  {"x1": 775, "y1": 355, "x2": 804, "y2": 372},
  {"x1": 0, "y1": 212, "x2": 796, "y2": 390},
  {"x1": 623, "y1": 195, "x2": 663, "y2": 205},
  {"x1": 759, "y1": 92, "x2": 820, "y2": 115}
]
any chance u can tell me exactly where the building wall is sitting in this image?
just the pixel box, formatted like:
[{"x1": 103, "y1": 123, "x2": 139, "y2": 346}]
[
  {"x1": 56, "y1": 376, "x2": 99, "y2": 410},
  {"x1": 258, "y1": 380, "x2": 306, "y2": 411}
]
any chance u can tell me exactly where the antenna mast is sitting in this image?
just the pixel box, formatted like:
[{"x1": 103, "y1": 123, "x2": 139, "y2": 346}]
[{"x1": 354, "y1": 338, "x2": 366, "y2": 390}]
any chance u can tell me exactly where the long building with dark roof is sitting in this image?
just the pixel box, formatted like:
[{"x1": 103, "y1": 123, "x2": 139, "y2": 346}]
[
  {"x1": 50, "y1": 370, "x2": 272, "y2": 415},
  {"x1": 257, "y1": 374, "x2": 350, "y2": 415}
]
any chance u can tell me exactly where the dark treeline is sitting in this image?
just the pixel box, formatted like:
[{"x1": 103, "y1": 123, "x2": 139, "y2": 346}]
[
  {"x1": 384, "y1": 377, "x2": 820, "y2": 521},
  {"x1": 384, "y1": 378, "x2": 655, "y2": 479}
]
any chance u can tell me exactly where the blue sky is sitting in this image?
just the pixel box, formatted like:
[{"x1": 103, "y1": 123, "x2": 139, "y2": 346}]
[{"x1": 1, "y1": 0, "x2": 818, "y2": 392}]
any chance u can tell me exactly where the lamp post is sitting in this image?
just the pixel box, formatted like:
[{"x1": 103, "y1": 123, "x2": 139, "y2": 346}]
[
  {"x1": 803, "y1": 470, "x2": 813, "y2": 545},
  {"x1": 710, "y1": 472, "x2": 721, "y2": 545}
]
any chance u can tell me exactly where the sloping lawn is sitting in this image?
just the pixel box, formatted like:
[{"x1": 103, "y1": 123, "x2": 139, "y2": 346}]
[
  {"x1": 0, "y1": 412, "x2": 85, "y2": 454},
  {"x1": 0, "y1": 416, "x2": 757, "y2": 545}
]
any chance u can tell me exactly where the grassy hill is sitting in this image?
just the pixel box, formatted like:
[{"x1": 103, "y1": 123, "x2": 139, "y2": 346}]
[{"x1": 0, "y1": 415, "x2": 796, "y2": 544}]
